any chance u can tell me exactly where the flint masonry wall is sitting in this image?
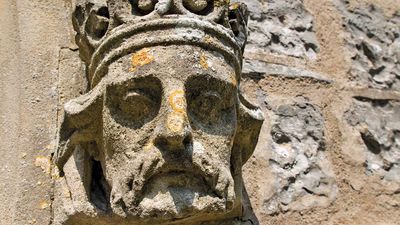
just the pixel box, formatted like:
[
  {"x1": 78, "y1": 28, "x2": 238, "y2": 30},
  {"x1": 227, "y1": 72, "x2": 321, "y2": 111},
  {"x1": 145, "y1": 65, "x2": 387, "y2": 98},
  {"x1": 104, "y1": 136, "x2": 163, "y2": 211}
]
[{"x1": 0, "y1": 0, "x2": 399, "y2": 224}]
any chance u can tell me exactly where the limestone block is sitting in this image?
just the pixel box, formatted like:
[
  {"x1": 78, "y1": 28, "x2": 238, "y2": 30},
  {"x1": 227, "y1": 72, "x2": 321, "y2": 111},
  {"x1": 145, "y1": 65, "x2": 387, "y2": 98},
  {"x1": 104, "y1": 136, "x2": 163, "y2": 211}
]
[
  {"x1": 345, "y1": 98, "x2": 400, "y2": 182},
  {"x1": 335, "y1": 0, "x2": 400, "y2": 90}
]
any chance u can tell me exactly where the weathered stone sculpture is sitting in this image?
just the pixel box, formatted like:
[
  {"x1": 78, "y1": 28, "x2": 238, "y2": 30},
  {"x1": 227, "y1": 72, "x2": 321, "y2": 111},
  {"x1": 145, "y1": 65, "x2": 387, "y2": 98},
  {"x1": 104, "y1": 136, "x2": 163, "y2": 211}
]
[{"x1": 52, "y1": 0, "x2": 264, "y2": 224}]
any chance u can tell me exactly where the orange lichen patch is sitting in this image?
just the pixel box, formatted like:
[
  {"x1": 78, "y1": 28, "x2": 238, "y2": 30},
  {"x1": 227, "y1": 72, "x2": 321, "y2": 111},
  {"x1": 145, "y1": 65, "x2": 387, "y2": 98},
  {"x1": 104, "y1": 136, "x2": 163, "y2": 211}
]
[
  {"x1": 200, "y1": 53, "x2": 209, "y2": 70},
  {"x1": 167, "y1": 112, "x2": 186, "y2": 133},
  {"x1": 130, "y1": 48, "x2": 155, "y2": 72},
  {"x1": 35, "y1": 156, "x2": 51, "y2": 174},
  {"x1": 39, "y1": 200, "x2": 50, "y2": 209},
  {"x1": 168, "y1": 90, "x2": 186, "y2": 113},
  {"x1": 230, "y1": 72, "x2": 238, "y2": 87}
]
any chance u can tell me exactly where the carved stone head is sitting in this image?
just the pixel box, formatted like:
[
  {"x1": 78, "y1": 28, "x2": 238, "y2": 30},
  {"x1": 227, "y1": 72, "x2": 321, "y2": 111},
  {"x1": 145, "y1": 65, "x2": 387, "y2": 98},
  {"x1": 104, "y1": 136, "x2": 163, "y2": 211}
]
[{"x1": 53, "y1": 0, "x2": 263, "y2": 224}]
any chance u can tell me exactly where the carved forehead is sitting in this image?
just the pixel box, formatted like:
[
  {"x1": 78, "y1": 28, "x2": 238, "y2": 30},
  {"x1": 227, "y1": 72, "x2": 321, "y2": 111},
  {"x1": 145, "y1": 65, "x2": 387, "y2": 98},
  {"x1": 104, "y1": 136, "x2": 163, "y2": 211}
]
[{"x1": 106, "y1": 45, "x2": 238, "y2": 86}]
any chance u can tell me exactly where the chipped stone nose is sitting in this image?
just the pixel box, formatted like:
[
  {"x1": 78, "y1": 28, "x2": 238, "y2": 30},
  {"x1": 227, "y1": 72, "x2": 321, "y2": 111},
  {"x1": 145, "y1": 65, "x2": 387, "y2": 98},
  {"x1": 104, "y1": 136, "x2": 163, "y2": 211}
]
[
  {"x1": 154, "y1": 90, "x2": 192, "y2": 151},
  {"x1": 156, "y1": 112, "x2": 192, "y2": 151}
]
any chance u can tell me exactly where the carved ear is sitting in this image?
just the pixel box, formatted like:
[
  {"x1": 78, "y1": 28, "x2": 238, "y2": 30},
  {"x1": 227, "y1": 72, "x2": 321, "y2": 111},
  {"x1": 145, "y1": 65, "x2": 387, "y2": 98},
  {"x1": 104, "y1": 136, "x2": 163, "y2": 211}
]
[
  {"x1": 233, "y1": 92, "x2": 264, "y2": 166},
  {"x1": 53, "y1": 89, "x2": 103, "y2": 173}
]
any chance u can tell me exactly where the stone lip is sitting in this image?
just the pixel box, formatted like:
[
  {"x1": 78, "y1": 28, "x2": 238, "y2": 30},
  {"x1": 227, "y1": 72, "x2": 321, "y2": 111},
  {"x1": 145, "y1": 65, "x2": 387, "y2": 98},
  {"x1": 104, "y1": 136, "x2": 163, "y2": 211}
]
[
  {"x1": 138, "y1": 162, "x2": 225, "y2": 201},
  {"x1": 115, "y1": 152, "x2": 235, "y2": 215}
]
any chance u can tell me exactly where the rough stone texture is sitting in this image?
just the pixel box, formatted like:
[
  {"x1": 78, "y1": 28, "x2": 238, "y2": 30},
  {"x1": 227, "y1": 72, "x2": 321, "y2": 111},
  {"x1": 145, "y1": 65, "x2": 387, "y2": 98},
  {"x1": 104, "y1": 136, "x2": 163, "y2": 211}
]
[
  {"x1": 346, "y1": 98, "x2": 400, "y2": 182},
  {"x1": 265, "y1": 100, "x2": 337, "y2": 214},
  {"x1": 1, "y1": 0, "x2": 400, "y2": 225},
  {"x1": 51, "y1": 1, "x2": 264, "y2": 224},
  {"x1": 0, "y1": 0, "x2": 74, "y2": 224},
  {"x1": 336, "y1": 0, "x2": 400, "y2": 90},
  {"x1": 238, "y1": 0, "x2": 319, "y2": 60}
]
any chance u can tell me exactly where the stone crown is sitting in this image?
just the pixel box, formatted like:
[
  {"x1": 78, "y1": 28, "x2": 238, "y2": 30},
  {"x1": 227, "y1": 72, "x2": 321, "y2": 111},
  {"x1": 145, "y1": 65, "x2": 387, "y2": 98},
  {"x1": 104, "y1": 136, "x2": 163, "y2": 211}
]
[{"x1": 72, "y1": 0, "x2": 249, "y2": 88}]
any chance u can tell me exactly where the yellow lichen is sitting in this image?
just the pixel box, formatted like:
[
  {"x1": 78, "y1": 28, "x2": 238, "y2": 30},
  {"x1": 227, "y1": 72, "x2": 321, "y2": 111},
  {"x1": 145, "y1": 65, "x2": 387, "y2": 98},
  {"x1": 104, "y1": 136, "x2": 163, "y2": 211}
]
[
  {"x1": 199, "y1": 53, "x2": 209, "y2": 70},
  {"x1": 168, "y1": 90, "x2": 186, "y2": 113},
  {"x1": 130, "y1": 48, "x2": 155, "y2": 72},
  {"x1": 230, "y1": 72, "x2": 237, "y2": 87},
  {"x1": 39, "y1": 200, "x2": 50, "y2": 209},
  {"x1": 34, "y1": 156, "x2": 51, "y2": 174},
  {"x1": 167, "y1": 112, "x2": 186, "y2": 133}
]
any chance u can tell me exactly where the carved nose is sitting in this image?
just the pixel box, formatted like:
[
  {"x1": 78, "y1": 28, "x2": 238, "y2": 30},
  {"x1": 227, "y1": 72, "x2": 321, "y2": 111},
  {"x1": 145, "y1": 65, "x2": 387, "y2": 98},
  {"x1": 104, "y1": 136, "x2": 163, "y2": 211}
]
[{"x1": 154, "y1": 111, "x2": 192, "y2": 151}]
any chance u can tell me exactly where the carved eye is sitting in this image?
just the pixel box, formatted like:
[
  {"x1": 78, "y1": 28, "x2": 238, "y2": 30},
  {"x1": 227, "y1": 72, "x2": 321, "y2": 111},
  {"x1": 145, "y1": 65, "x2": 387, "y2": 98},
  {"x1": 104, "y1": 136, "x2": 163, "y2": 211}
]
[
  {"x1": 186, "y1": 76, "x2": 236, "y2": 131},
  {"x1": 189, "y1": 91, "x2": 225, "y2": 125},
  {"x1": 107, "y1": 78, "x2": 162, "y2": 128},
  {"x1": 119, "y1": 90, "x2": 156, "y2": 121},
  {"x1": 196, "y1": 91, "x2": 221, "y2": 113}
]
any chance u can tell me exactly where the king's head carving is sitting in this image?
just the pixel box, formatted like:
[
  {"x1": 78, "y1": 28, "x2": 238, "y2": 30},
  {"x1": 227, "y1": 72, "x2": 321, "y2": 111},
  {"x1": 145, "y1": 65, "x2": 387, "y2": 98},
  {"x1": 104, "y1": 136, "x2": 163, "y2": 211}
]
[{"x1": 54, "y1": 0, "x2": 264, "y2": 224}]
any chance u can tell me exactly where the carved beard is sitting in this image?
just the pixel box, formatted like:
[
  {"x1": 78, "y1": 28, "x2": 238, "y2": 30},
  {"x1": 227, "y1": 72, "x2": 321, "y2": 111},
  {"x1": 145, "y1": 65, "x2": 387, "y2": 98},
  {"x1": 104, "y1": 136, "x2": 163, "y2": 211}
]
[{"x1": 109, "y1": 142, "x2": 235, "y2": 220}]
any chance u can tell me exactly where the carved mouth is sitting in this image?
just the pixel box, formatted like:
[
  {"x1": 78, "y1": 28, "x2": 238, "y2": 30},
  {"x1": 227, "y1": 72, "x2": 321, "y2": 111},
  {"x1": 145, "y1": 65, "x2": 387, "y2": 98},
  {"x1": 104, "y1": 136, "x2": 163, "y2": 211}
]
[
  {"x1": 142, "y1": 170, "x2": 219, "y2": 197},
  {"x1": 110, "y1": 151, "x2": 235, "y2": 218},
  {"x1": 137, "y1": 170, "x2": 228, "y2": 219},
  {"x1": 145, "y1": 163, "x2": 219, "y2": 191}
]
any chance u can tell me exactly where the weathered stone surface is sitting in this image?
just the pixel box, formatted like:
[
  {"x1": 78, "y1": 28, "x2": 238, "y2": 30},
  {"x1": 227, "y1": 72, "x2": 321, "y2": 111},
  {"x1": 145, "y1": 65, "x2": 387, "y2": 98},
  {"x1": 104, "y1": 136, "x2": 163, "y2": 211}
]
[
  {"x1": 1, "y1": 0, "x2": 400, "y2": 224},
  {"x1": 0, "y1": 0, "x2": 73, "y2": 224},
  {"x1": 235, "y1": 0, "x2": 319, "y2": 60},
  {"x1": 336, "y1": 0, "x2": 400, "y2": 90},
  {"x1": 52, "y1": 1, "x2": 264, "y2": 224},
  {"x1": 265, "y1": 99, "x2": 337, "y2": 214},
  {"x1": 346, "y1": 98, "x2": 400, "y2": 182}
]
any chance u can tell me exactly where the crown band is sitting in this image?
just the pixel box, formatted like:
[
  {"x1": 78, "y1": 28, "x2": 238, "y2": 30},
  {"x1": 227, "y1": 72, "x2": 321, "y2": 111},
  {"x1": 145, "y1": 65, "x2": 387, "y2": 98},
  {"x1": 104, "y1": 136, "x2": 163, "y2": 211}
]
[{"x1": 89, "y1": 17, "x2": 243, "y2": 88}]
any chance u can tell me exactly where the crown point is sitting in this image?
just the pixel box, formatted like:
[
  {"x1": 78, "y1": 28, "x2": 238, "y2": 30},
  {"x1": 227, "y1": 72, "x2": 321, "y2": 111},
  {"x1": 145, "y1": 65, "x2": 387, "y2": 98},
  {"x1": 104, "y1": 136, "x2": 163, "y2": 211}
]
[
  {"x1": 138, "y1": 0, "x2": 157, "y2": 12},
  {"x1": 183, "y1": 0, "x2": 208, "y2": 12}
]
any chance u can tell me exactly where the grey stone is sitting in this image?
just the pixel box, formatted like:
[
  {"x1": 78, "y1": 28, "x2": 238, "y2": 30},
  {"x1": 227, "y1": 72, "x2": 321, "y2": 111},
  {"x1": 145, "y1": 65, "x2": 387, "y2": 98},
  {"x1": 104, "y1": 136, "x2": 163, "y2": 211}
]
[
  {"x1": 335, "y1": 0, "x2": 400, "y2": 90},
  {"x1": 264, "y1": 100, "x2": 337, "y2": 214},
  {"x1": 345, "y1": 98, "x2": 400, "y2": 181},
  {"x1": 238, "y1": 0, "x2": 320, "y2": 59}
]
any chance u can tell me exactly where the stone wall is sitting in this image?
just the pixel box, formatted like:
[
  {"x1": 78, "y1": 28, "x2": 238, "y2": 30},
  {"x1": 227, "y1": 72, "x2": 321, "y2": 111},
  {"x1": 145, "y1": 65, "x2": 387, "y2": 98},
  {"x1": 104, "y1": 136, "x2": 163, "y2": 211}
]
[{"x1": 0, "y1": 0, "x2": 399, "y2": 224}]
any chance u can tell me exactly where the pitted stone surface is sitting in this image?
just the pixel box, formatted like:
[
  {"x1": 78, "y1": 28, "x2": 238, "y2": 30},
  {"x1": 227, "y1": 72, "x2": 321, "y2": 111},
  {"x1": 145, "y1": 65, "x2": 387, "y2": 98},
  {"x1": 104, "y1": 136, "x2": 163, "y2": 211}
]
[
  {"x1": 52, "y1": 1, "x2": 264, "y2": 224},
  {"x1": 234, "y1": 0, "x2": 319, "y2": 60},
  {"x1": 346, "y1": 98, "x2": 400, "y2": 182},
  {"x1": 264, "y1": 100, "x2": 337, "y2": 214},
  {"x1": 2, "y1": 0, "x2": 400, "y2": 225},
  {"x1": 336, "y1": 0, "x2": 400, "y2": 90}
]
